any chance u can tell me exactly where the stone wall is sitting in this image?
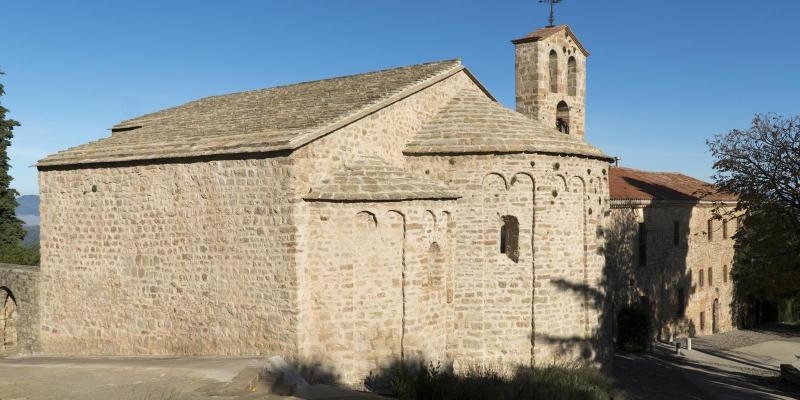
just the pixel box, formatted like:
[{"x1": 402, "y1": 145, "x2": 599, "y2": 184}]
[
  {"x1": 37, "y1": 156, "x2": 299, "y2": 356},
  {"x1": 515, "y1": 29, "x2": 587, "y2": 136},
  {"x1": 299, "y1": 201, "x2": 455, "y2": 386},
  {"x1": 607, "y1": 201, "x2": 739, "y2": 340},
  {"x1": 0, "y1": 263, "x2": 40, "y2": 355},
  {"x1": 407, "y1": 153, "x2": 611, "y2": 370},
  {"x1": 293, "y1": 69, "x2": 611, "y2": 381},
  {"x1": 291, "y1": 71, "x2": 472, "y2": 385}
]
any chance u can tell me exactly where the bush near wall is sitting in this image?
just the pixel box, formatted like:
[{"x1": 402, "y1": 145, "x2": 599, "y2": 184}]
[
  {"x1": 377, "y1": 361, "x2": 620, "y2": 400},
  {"x1": 616, "y1": 304, "x2": 651, "y2": 353},
  {"x1": 0, "y1": 243, "x2": 39, "y2": 266}
]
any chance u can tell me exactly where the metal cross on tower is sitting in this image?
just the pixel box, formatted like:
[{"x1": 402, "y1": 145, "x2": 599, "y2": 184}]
[{"x1": 539, "y1": 0, "x2": 563, "y2": 27}]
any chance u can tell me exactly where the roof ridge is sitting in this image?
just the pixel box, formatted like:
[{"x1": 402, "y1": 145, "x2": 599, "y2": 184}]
[
  {"x1": 612, "y1": 166, "x2": 710, "y2": 182},
  {"x1": 115, "y1": 59, "x2": 462, "y2": 129}
]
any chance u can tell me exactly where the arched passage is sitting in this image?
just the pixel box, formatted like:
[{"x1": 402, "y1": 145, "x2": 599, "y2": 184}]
[{"x1": 0, "y1": 288, "x2": 18, "y2": 351}]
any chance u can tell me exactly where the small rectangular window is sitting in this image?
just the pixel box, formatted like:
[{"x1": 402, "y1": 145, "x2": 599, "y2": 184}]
[
  {"x1": 723, "y1": 265, "x2": 728, "y2": 283},
  {"x1": 708, "y1": 267, "x2": 713, "y2": 287},
  {"x1": 638, "y1": 223, "x2": 647, "y2": 266},
  {"x1": 723, "y1": 220, "x2": 728, "y2": 239},
  {"x1": 708, "y1": 219, "x2": 714, "y2": 241},
  {"x1": 699, "y1": 269, "x2": 704, "y2": 287},
  {"x1": 673, "y1": 220, "x2": 680, "y2": 246}
]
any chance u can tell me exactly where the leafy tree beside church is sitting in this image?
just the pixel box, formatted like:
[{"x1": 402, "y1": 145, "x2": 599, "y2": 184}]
[
  {"x1": 0, "y1": 70, "x2": 38, "y2": 265},
  {"x1": 708, "y1": 114, "x2": 800, "y2": 323}
]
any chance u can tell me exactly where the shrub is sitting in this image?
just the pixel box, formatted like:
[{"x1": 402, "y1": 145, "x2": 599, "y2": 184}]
[
  {"x1": 0, "y1": 242, "x2": 39, "y2": 266},
  {"x1": 383, "y1": 361, "x2": 620, "y2": 400},
  {"x1": 617, "y1": 304, "x2": 651, "y2": 352}
]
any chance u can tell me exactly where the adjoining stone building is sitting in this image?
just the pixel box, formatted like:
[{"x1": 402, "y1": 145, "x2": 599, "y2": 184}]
[
  {"x1": 3, "y1": 24, "x2": 614, "y2": 385},
  {"x1": 607, "y1": 167, "x2": 740, "y2": 340}
]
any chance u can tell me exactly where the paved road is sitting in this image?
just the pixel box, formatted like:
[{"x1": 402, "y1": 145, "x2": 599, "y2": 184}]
[{"x1": 614, "y1": 326, "x2": 800, "y2": 400}]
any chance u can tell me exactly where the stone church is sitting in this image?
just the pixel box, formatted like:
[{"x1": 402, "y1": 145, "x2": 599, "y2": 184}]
[{"x1": 29, "y1": 24, "x2": 614, "y2": 384}]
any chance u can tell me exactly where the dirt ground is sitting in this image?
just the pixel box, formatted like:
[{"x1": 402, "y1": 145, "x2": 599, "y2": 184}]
[{"x1": 0, "y1": 356, "x2": 385, "y2": 400}]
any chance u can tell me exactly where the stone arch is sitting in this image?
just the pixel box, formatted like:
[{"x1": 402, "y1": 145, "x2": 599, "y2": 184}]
[
  {"x1": 549, "y1": 49, "x2": 559, "y2": 93},
  {"x1": 355, "y1": 211, "x2": 377, "y2": 230},
  {"x1": 482, "y1": 172, "x2": 508, "y2": 191},
  {"x1": 552, "y1": 174, "x2": 568, "y2": 193},
  {"x1": 567, "y1": 57, "x2": 577, "y2": 96},
  {"x1": 0, "y1": 287, "x2": 18, "y2": 351},
  {"x1": 438, "y1": 211, "x2": 451, "y2": 235},
  {"x1": 423, "y1": 210, "x2": 437, "y2": 239}
]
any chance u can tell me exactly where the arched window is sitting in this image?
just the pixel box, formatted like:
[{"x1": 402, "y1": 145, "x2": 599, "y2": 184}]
[
  {"x1": 567, "y1": 57, "x2": 577, "y2": 96},
  {"x1": 556, "y1": 101, "x2": 570, "y2": 134},
  {"x1": 499, "y1": 215, "x2": 519, "y2": 263},
  {"x1": 549, "y1": 50, "x2": 558, "y2": 93}
]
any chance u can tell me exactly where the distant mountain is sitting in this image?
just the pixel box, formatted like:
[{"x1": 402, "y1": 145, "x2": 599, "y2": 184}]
[
  {"x1": 22, "y1": 225, "x2": 39, "y2": 246},
  {"x1": 16, "y1": 195, "x2": 39, "y2": 216},
  {"x1": 15, "y1": 195, "x2": 40, "y2": 246}
]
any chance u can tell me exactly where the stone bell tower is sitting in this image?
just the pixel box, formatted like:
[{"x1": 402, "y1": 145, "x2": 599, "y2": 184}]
[{"x1": 512, "y1": 25, "x2": 589, "y2": 136}]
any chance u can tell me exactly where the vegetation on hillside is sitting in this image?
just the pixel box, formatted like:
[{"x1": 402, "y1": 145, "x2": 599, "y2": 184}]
[
  {"x1": 707, "y1": 114, "x2": 800, "y2": 323},
  {"x1": 0, "y1": 70, "x2": 38, "y2": 266}
]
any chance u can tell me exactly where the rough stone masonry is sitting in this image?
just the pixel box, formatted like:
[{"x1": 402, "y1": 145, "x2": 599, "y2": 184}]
[{"x1": 23, "y1": 24, "x2": 615, "y2": 386}]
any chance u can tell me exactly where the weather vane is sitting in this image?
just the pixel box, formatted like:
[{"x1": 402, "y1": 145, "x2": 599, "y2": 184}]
[{"x1": 539, "y1": 0, "x2": 563, "y2": 27}]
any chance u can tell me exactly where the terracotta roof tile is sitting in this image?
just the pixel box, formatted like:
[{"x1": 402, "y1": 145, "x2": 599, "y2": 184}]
[
  {"x1": 511, "y1": 25, "x2": 590, "y2": 56},
  {"x1": 610, "y1": 167, "x2": 736, "y2": 202}
]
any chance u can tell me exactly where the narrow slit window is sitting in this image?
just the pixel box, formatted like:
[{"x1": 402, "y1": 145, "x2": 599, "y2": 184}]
[
  {"x1": 673, "y1": 220, "x2": 680, "y2": 246},
  {"x1": 699, "y1": 269, "x2": 704, "y2": 287},
  {"x1": 723, "y1": 265, "x2": 728, "y2": 283},
  {"x1": 700, "y1": 311, "x2": 705, "y2": 331},
  {"x1": 549, "y1": 50, "x2": 559, "y2": 93},
  {"x1": 708, "y1": 219, "x2": 714, "y2": 241},
  {"x1": 723, "y1": 220, "x2": 728, "y2": 239},
  {"x1": 500, "y1": 215, "x2": 520, "y2": 263},
  {"x1": 567, "y1": 56, "x2": 577, "y2": 96},
  {"x1": 708, "y1": 267, "x2": 713, "y2": 287}
]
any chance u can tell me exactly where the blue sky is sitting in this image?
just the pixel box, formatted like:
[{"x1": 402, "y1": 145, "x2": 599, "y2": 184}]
[{"x1": 2, "y1": 0, "x2": 798, "y2": 195}]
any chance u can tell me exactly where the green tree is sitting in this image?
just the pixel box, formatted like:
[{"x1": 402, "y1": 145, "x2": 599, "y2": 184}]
[
  {"x1": 0, "y1": 70, "x2": 24, "y2": 247},
  {"x1": 707, "y1": 114, "x2": 800, "y2": 322},
  {"x1": 0, "y1": 70, "x2": 38, "y2": 266}
]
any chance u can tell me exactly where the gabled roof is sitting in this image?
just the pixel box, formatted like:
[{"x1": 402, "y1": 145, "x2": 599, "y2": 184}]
[
  {"x1": 304, "y1": 157, "x2": 459, "y2": 202},
  {"x1": 610, "y1": 167, "x2": 737, "y2": 202},
  {"x1": 511, "y1": 25, "x2": 590, "y2": 56},
  {"x1": 403, "y1": 88, "x2": 611, "y2": 160},
  {"x1": 38, "y1": 60, "x2": 472, "y2": 167}
]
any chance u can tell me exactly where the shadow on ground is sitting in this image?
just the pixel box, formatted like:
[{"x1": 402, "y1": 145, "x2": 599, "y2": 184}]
[{"x1": 613, "y1": 344, "x2": 800, "y2": 400}]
